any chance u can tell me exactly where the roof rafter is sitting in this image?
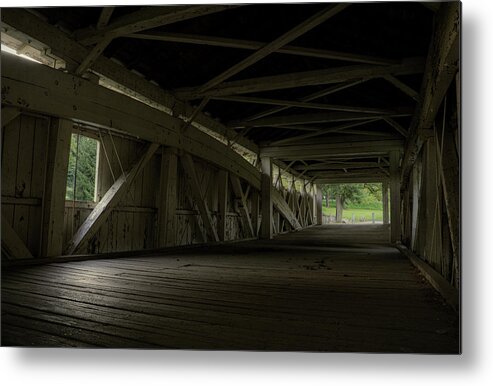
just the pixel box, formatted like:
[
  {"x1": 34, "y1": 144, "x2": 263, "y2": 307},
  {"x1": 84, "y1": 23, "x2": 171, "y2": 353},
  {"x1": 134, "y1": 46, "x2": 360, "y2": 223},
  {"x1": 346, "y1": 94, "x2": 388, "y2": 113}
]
[
  {"x1": 196, "y1": 4, "x2": 350, "y2": 94},
  {"x1": 74, "y1": 5, "x2": 236, "y2": 75},
  {"x1": 175, "y1": 58, "x2": 426, "y2": 99},
  {"x1": 126, "y1": 31, "x2": 398, "y2": 66},
  {"x1": 241, "y1": 79, "x2": 369, "y2": 122},
  {"x1": 76, "y1": 5, "x2": 239, "y2": 45},
  {"x1": 211, "y1": 95, "x2": 396, "y2": 115},
  {"x1": 1, "y1": 8, "x2": 258, "y2": 155},
  {"x1": 230, "y1": 110, "x2": 413, "y2": 129}
]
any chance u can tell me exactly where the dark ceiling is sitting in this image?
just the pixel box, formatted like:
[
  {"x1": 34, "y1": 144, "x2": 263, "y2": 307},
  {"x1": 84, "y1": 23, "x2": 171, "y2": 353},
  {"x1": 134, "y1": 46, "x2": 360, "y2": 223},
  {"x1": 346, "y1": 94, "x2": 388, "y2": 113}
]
[{"x1": 31, "y1": 3, "x2": 434, "y2": 165}]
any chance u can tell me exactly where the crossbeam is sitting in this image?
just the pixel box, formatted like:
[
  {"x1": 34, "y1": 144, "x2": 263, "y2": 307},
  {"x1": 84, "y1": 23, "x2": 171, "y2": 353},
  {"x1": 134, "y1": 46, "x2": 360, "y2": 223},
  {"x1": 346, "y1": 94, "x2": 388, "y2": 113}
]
[
  {"x1": 1, "y1": 53, "x2": 261, "y2": 190},
  {"x1": 65, "y1": 143, "x2": 160, "y2": 255},
  {"x1": 196, "y1": 4, "x2": 349, "y2": 93},
  {"x1": 261, "y1": 140, "x2": 403, "y2": 159},
  {"x1": 126, "y1": 32, "x2": 397, "y2": 66},
  {"x1": 180, "y1": 153, "x2": 219, "y2": 243},
  {"x1": 212, "y1": 95, "x2": 395, "y2": 115},
  {"x1": 175, "y1": 58, "x2": 426, "y2": 99},
  {"x1": 1, "y1": 8, "x2": 257, "y2": 154},
  {"x1": 231, "y1": 111, "x2": 412, "y2": 129},
  {"x1": 76, "y1": 5, "x2": 238, "y2": 45}
]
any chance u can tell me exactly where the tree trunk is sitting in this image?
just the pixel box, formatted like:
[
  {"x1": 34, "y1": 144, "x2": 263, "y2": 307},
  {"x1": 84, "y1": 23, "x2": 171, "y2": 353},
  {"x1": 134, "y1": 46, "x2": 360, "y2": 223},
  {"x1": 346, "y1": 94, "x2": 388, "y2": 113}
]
[
  {"x1": 335, "y1": 195, "x2": 344, "y2": 223},
  {"x1": 325, "y1": 194, "x2": 329, "y2": 208}
]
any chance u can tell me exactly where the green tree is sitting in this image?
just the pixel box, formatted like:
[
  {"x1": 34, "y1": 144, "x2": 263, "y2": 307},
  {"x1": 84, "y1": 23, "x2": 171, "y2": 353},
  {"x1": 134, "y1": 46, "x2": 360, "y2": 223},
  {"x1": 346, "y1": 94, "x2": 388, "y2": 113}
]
[
  {"x1": 66, "y1": 133, "x2": 98, "y2": 201},
  {"x1": 325, "y1": 184, "x2": 364, "y2": 222}
]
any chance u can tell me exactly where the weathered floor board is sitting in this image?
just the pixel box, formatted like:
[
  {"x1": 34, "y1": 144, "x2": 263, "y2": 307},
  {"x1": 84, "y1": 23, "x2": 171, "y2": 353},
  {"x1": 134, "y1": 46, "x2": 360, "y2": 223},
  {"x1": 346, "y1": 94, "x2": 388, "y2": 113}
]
[{"x1": 1, "y1": 225, "x2": 459, "y2": 352}]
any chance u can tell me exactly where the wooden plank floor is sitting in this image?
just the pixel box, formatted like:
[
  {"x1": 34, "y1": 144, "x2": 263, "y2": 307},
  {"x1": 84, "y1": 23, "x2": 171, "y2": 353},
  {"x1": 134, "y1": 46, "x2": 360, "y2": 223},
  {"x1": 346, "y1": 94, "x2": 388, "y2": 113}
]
[{"x1": 1, "y1": 225, "x2": 459, "y2": 352}]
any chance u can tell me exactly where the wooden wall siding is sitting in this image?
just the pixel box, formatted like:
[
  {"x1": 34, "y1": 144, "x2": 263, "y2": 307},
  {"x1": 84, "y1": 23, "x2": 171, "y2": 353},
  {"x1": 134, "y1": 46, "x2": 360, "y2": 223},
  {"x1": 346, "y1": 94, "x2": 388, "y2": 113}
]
[
  {"x1": 402, "y1": 86, "x2": 459, "y2": 289},
  {"x1": 2, "y1": 114, "x2": 49, "y2": 257},
  {"x1": 3, "y1": 114, "x2": 307, "y2": 258}
]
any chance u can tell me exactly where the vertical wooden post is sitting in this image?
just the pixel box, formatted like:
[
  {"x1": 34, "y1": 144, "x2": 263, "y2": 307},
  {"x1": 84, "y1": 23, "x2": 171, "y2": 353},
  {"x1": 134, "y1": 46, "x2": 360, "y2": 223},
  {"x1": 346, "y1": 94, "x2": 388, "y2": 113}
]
[
  {"x1": 181, "y1": 153, "x2": 219, "y2": 242},
  {"x1": 389, "y1": 150, "x2": 401, "y2": 244},
  {"x1": 41, "y1": 118, "x2": 72, "y2": 257},
  {"x1": 382, "y1": 181, "x2": 389, "y2": 225},
  {"x1": 315, "y1": 184, "x2": 323, "y2": 225},
  {"x1": 251, "y1": 189, "x2": 259, "y2": 237},
  {"x1": 217, "y1": 170, "x2": 228, "y2": 241},
  {"x1": 260, "y1": 156, "x2": 273, "y2": 239},
  {"x1": 440, "y1": 129, "x2": 460, "y2": 273},
  {"x1": 157, "y1": 147, "x2": 178, "y2": 247}
]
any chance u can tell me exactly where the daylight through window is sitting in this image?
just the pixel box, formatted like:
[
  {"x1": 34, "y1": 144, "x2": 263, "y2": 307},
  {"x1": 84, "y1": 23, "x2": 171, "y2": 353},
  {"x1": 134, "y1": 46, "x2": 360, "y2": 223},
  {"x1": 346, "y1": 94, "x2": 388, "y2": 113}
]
[{"x1": 65, "y1": 133, "x2": 99, "y2": 202}]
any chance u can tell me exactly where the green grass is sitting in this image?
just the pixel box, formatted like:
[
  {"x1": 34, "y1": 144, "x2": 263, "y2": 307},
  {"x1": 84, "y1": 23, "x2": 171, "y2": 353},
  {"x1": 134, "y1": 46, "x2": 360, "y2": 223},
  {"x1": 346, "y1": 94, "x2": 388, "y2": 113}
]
[{"x1": 322, "y1": 206, "x2": 383, "y2": 222}]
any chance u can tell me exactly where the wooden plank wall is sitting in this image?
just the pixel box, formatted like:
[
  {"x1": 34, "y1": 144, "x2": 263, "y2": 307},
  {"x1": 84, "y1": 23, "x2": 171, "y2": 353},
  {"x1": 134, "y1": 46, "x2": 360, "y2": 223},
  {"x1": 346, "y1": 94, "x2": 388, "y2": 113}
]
[
  {"x1": 401, "y1": 84, "x2": 459, "y2": 289},
  {"x1": 2, "y1": 113, "x2": 316, "y2": 258},
  {"x1": 2, "y1": 114, "x2": 49, "y2": 257}
]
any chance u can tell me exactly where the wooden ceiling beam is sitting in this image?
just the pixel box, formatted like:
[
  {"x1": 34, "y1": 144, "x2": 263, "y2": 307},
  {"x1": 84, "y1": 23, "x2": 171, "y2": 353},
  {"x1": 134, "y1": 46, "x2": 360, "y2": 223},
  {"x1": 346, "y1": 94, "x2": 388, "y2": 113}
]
[
  {"x1": 1, "y1": 8, "x2": 258, "y2": 154},
  {"x1": 212, "y1": 95, "x2": 396, "y2": 115},
  {"x1": 261, "y1": 139, "x2": 403, "y2": 159},
  {"x1": 126, "y1": 31, "x2": 398, "y2": 66},
  {"x1": 2, "y1": 53, "x2": 261, "y2": 190},
  {"x1": 240, "y1": 79, "x2": 369, "y2": 122},
  {"x1": 267, "y1": 119, "x2": 380, "y2": 146},
  {"x1": 96, "y1": 7, "x2": 115, "y2": 29},
  {"x1": 197, "y1": 4, "x2": 350, "y2": 93},
  {"x1": 231, "y1": 111, "x2": 413, "y2": 129},
  {"x1": 294, "y1": 162, "x2": 382, "y2": 171},
  {"x1": 175, "y1": 57, "x2": 426, "y2": 100},
  {"x1": 76, "y1": 5, "x2": 238, "y2": 45},
  {"x1": 75, "y1": 6, "x2": 237, "y2": 75},
  {"x1": 315, "y1": 176, "x2": 388, "y2": 184}
]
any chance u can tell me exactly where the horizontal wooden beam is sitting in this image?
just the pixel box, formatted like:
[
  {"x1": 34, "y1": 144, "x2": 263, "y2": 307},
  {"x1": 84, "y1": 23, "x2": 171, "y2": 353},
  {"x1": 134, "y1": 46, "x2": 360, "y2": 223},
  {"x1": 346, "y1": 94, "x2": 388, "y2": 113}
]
[
  {"x1": 267, "y1": 119, "x2": 380, "y2": 146},
  {"x1": 1, "y1": 8, "x2": 257, "y2": 154},
  {"x1": 315, "y1": 176, "x2": 388, "y2": 184},
  {"x1": 294, "y1": 162, "x2": 382, "y2": 171},
  {"x1": 231, "y1": 111, "x2": 413, "y2": 129},
  {"x1": 212, "y1": 95, "x2": 395, "y2": 115},
  {"x1": 241, "y1": 79, "x2": 369, "y2": 122},
  {"x1": 76, "y1": 5, "x2": 238, "y2": 45},
  {"x1": 175, "y1": 57, "x2": 426, "y2": 99},
  {"x1": 309, "y1": 168, "x2": 388, "y2": 177},
  {"x1": 261, "y1": 139, "x2": 403, "y2": 159},
  {"x1": 1, "y1": 53, "x2": 261, "y2": 190},
  {"x1": 126, "y1": 32, "x2": 398, "y2": 66},
  {"x1": 1, "y1": 196, "x2": 42, "y2": 206}
]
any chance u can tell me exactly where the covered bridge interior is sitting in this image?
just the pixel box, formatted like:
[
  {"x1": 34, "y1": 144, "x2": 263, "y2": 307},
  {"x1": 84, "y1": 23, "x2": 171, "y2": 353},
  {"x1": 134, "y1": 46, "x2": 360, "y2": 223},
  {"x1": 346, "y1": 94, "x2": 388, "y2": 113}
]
[{"x1": 1, "y1": 2, "x2": 460, "y2": 352}]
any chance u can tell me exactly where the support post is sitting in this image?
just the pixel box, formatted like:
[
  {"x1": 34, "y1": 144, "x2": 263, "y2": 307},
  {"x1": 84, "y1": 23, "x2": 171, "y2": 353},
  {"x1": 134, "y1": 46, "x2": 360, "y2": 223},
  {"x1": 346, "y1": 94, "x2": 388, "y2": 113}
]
[
  {"x1": 389, "y1": 150, "x2": 401, "y2": 243},
  {"x1": 251, "y1": 189, "x2": 260, "y2": 236},
  {"x1": 382, "y1": 181, "x2": 389, "y2": 225},
  {"x1": 180, "y1": 153, "x2": 219, "y2": 242},
  {"x1": 260, "y1": 156, "x2": 273, "y2": 239},
  {"x1": 157, "y1": 147, "x2": 178, "y2": 247},
  {"x1": 230, "y1": 175, "x2": 254, "y2": 238},
  {"x1": 217, "y1": 170, "x2": 228, "y2": 241},
  {"x1": 315, "y1": 184, "x2": 323, "y2": 225},
  {"x1": 41, "y1": 118, "x2": 72, "y2": 257}
]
